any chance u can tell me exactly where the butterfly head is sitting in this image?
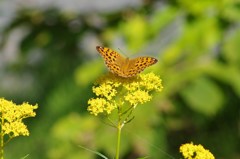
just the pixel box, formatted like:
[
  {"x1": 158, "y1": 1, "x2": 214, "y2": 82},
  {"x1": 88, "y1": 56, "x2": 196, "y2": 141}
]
[{"x1": 96, "y1": 46, "x2": 103, "y2": 51}]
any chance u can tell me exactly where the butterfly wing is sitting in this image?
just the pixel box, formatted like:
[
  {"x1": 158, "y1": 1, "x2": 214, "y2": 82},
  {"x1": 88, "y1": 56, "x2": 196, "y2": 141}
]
[
  {"x1": 96, "y1": 46, "x2": 126, "y2": 76},
  {"x1": 96, "y1": 46, "x2": 158, "y2": 78},
  {"x1": 123, "y1": 57, "x2": 158, "y2": 77}
]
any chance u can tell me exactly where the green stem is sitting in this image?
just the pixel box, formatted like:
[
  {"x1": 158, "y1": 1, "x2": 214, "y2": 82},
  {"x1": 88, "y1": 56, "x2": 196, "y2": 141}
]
[
  {"x1": 0, "y1": 136, "x2": 3, "y2": 159},
  {"x1": 0, "y1": 117, "x2": 4, "y2": 159},
  {"x1": 115, "y1": 123, "x2": 122, "y2": 159}
]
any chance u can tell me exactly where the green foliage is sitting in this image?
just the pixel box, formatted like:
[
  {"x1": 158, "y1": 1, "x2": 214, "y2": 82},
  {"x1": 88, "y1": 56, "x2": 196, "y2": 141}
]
[
  {"x1": 0, "y1": 0, "x2": 239, "y2": 159},
  {"x1": 181, "y1": 77, "x2": 224, "y2": 116}
]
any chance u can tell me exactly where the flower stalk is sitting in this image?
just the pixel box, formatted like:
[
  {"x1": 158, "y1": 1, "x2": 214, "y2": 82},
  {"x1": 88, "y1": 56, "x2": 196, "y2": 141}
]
[
  {"x1": 0, "y1": 116, "x2": 3, "y2": 159},
  {"x1": 115, "y1": 121, "x2": 122, "y2": 159},
  {"x1": 87, "y1": 73, "x2": 163, "y2": 158}
]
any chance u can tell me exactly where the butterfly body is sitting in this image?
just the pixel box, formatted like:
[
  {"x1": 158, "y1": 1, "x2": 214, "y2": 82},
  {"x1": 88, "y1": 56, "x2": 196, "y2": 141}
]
[{"x1": 96, "y1": 46, "x2": 158, "y2": 78}]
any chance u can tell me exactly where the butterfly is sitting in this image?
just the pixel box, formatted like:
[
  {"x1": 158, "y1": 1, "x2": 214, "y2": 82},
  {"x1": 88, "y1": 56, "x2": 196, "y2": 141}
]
[{"x1": 96, "y1": 46, "x2": 158, "y2": 78}]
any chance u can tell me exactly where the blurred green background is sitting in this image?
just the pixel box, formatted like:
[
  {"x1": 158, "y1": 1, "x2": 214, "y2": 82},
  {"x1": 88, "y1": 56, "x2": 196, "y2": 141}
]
[{"x1": 0, "y1": 0, "x2": 239, "y2": 159}]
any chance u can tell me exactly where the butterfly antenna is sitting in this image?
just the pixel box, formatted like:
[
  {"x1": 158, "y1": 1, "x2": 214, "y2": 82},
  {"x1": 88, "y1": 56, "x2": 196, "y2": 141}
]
[{"x1": 118, "y1": 48, "x2": 128, "y2": 57}]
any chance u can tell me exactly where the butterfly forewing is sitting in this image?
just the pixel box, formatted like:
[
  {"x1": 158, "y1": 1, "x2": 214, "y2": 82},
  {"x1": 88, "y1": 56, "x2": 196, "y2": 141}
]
[
  {"x1": 96, "y1": 46, "x2": 125, "y2": 75},
  {"x1": 96, "y1": 46, "x2": 118, "y2": 64},
  {"x1": 124, "y1": 57, "x2": 158, "y2": 77},
  {"x1": 96, "y1": 46, "x2": 158, "y2": 78}
]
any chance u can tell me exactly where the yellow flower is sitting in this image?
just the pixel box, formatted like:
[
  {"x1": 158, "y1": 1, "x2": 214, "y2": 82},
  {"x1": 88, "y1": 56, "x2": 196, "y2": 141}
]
[
  {"x1": 87, "y1": 73, "x2": 163, "y2": 116},
  {"x1": 93, "y1": 83, "x2": 117, "y2": 100},
  {"x1": 124, "y1": 90, "x2": 151, "y2": 106},
  {"x1": 0, "y1": 98, "x2": 38, "y2": 137},
  {"x1": 180, "y1": 142, "x2": 215, "y2": 159},
  {"x1": 2, "y1": 121, "x2": 29, "y2": 137}
]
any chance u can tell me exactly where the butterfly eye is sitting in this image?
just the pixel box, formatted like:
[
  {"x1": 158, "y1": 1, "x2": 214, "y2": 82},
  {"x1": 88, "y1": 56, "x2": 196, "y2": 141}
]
[{"x1": 96, "y1": 46, "x2": 101, "y2": 49}]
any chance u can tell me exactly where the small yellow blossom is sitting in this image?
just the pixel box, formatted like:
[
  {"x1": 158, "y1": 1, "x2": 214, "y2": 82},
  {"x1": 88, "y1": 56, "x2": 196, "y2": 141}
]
[
  {"x1": 88, "y1": 98, "x2": 106, "y2": 116},
  {"x1": 93, "y1": 84, "x2": 117, "y2": 100},
  {"x1": 87, "y1": 73, "x2": 163, "y2": 116},
  {"x1": 124, "y1": 90, "x2": 151, "y2": 106},
  {"x1": 180, "y1": 142, "x2": 215, "y2": 159},
  {"x1": 2, "y1": 121, "x2": 29, "y2": 137},
  {"x1": 0, "y1": 98, "x2": 38, "y2": 137}
]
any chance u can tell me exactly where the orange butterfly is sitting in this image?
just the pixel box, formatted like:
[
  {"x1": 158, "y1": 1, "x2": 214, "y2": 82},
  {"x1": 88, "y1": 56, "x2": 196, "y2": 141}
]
[{"x1": 96, "y1": 46, "x2": 158, "y2": 78}]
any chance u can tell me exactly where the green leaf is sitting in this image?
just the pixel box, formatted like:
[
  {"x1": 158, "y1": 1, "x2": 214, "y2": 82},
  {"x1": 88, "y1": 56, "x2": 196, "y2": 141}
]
[
  {"x1": 78, "y1": 145, "x2": 109, "y2": 159},
  {"x1": 181, "y1": 77, "x2": 224, "y2": 116},
  {"x1": 20, "y1": 154, "x2": 29, "y2": 159},
  {"x1": 226, "y1": 67, "x2": 240, "y2": 96},
  {"x1": 223, "y1": 30, "x2": 240, "y2": 66},
  {"x1": 120, "y1": 15, "x2": 148, "y2": 51},
  {"x1": 137, "y1": 156, "x2": 150, "y2": 159}
]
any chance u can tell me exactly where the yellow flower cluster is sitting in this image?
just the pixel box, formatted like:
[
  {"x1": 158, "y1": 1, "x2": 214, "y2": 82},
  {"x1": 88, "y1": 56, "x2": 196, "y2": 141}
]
[
  {"x1": 0, "y1": 98, "x2": 38, "y2": 137},
  {"x1": 180, "y1": 142, "x2": 215, "y2": 159},
  {"x1": 88, "y1": 73, "x2": 163, "y2": 116}
]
